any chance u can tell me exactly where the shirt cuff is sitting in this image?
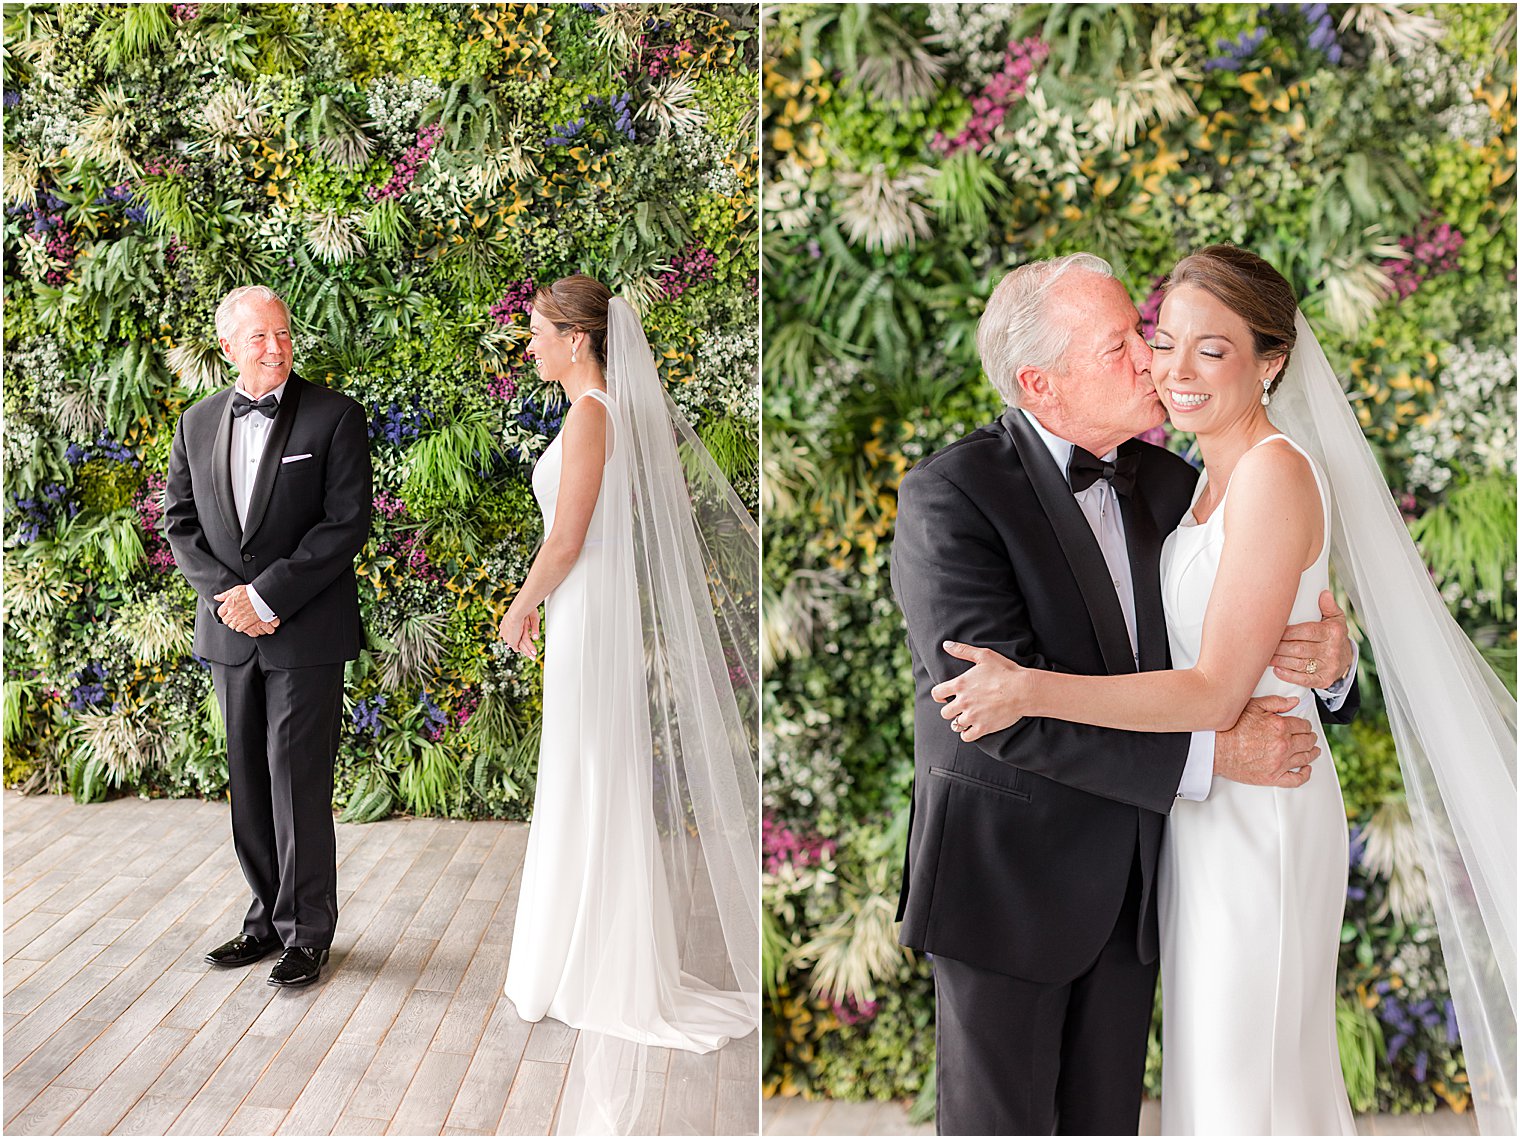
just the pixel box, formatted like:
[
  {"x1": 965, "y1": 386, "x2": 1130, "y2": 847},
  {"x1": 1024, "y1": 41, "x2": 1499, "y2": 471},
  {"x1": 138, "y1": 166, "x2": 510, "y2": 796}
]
[
  {"x1": 1319, "y1": 643, "x2": 1359, "y2": 711},
  {"x1": 246, "y1": 584, "x2": 277, "y2": 624},
  {"x1": 1177, "y1": 731, "x2": 1215, "y2": 802}
]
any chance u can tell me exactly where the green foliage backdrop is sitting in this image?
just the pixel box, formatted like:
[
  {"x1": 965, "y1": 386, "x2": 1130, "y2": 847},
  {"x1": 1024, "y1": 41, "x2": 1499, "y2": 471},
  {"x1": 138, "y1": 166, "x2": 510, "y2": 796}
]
[
  {"x1": 3, "y1": 3, "x2": 759, "y2": 825},
  {"x1": 760, "y1": 2, "x2": 1515, "y2": 1118}
]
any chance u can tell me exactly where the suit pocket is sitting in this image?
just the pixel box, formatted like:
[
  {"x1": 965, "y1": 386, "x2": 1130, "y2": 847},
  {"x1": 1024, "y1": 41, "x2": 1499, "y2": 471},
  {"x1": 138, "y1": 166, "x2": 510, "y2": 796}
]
[
  {"x1": 280, "y1": 453, "x2": 314, "y2": 464},
  {"x1": 929, "y1": 765, "x2": 1031, "y2": 802}
]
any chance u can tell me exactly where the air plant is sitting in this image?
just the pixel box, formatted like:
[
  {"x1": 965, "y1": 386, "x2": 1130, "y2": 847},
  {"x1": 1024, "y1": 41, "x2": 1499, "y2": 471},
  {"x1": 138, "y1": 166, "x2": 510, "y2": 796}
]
[
  {"x1": 1338, "y1": 3, "x2": 1447, "y2": 61},
  {"x1": 111, "y1": 594, "x2": 193, "y2": 663},
  {"x1": 69, "y1": 705, "x2": 169, "y2": 792},
  {"x1": 852, "y1": 25, "x2": 945, "y2": 105},
  {"x1": 834, "y1": 163, "x2": 934, "y2": 253},
  {"x1": 793, "y1": 833, "x2": 907, "y2": 1004},
  {"x1": 50, "y1": 386, "x2": 108, "y2": 440},
  {"x1": 1318, "y1": 232, "x2": 1402, "y2": 339},
  {"x1": 378, "y1": 610, "x2": 448, "y2": 690},
  {"x1": 307, "y1": 94, "x2": 375, "y2": 170},
  {"x1": 590, "y1": 3, "x2": 658, "y2": 72},
  {"x1": 4, "y1": 149, "x2": 40, "y2": 208},
  {"x1": 305, "y1": 209, "x2": 366, "y2": 264},
  {"x1": 194, "y1": 81, "x2": 271, "y2": 161},
  {"x1": 1360, "y1": 798, "x2": 1431, "y2": 923},
  {"x1": 76, "y1": 87, "x2": 142, "y2": 178},
  {"x1": 164, "y1": 340, "x2": 226, "y2": 392},
  {"x1": 762, "y1": 567, "x2": 850, "y2": 670},
  {"x1": 636, "y1": 76, "x2": 707, "y2": 139},
  {"x1": 1087, "y1": 18, "x2": 1201, "y2": 151}
]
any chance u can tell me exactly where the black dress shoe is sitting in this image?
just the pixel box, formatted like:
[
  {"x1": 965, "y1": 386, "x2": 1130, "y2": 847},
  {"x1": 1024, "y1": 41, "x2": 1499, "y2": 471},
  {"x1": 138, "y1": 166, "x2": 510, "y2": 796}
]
[
  {"x1": 204, "y1": 933, "x2": 282, "y2": 968},
  {"x1": 268, "y1": 946, "x2": 330, "y2": 987}
]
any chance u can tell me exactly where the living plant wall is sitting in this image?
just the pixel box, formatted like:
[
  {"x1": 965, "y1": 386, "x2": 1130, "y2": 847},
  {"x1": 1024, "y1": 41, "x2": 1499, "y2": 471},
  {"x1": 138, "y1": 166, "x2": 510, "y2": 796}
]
[
  {"x1": 3, "y1": 2, "x2": 760, "y2": 823},
  {"x1": 760, "y1": 2, "x2": 1516, "y2": 1118}
]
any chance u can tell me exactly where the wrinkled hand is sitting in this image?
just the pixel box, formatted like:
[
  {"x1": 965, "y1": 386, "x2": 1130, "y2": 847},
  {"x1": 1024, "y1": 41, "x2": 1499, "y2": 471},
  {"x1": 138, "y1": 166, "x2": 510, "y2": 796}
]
[
  {"x1": 1215, "y1": 695, "x2": 1320, "y2": 788},
  {"x1": 1272, "y1": 589, "x2": 1353, "y2": 689},
  {"x1": 930, "y1": 641, "x2": 1030, "y2": 742},
  {"x1": 498, "y1": 603, "x2": 541, "y2": 658},
  {"x1": 215, "y1": 586, "x2": 277, "y2": 636}
]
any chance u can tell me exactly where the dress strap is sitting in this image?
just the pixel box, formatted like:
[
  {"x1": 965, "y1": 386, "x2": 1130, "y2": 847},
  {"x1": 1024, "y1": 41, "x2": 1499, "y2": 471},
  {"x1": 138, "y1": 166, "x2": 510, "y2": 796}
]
[
  {"x1": 1246, "y1": 434, "x2": 1331, "y2": 555},
  {"x1": 575, "y1": 388, "x2": 613, "y2": 409}
]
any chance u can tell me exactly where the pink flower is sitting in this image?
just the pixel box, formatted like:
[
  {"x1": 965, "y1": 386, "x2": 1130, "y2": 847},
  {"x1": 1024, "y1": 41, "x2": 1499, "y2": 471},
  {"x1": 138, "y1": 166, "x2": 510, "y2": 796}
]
[{"x1": 933, "y1": 38, "x2": 1049, "y2": 156}]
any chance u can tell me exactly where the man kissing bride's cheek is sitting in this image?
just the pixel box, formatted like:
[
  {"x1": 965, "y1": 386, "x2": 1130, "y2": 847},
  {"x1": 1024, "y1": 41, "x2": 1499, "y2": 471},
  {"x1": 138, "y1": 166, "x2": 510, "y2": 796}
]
[{"x1": 892, "y1": 248, "x2": 1514, "y2": 1137}]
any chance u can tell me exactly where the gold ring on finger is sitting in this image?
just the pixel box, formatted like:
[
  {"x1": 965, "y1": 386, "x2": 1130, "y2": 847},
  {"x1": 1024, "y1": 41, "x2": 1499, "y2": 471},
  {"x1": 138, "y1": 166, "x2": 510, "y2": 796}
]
[{"x1": 1306, "y1": 658, "x2": 1320, "y2": 675}]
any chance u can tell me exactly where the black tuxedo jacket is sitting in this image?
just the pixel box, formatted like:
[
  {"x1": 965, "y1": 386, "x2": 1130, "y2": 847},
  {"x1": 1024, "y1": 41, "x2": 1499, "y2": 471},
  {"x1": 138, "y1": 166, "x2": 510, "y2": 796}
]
[
  {"x1": 164, "y1": 372, "x2": 372, "y2": 669},
  {"x1": 890, "y1": 408, "x2": 1355, "y2": 985}
]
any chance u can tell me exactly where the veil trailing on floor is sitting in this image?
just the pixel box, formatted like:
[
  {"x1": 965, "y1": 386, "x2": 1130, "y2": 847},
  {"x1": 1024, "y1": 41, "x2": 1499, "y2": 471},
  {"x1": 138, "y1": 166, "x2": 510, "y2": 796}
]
[
  {"x1": 1273, "y1": 311, "x2": 1517, "y2": 1135},
  {"x1": 552, "y1": 297, "x2": 760, "y2": 1134}
]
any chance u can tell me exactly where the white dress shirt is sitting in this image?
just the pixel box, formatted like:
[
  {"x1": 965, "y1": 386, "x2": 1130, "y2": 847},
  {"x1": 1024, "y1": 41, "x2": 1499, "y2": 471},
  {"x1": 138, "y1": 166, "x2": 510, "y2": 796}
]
[
  {"x1": 230, "y1": 380, "x2": 286, "y2": 624},
  {"x1": 1020, "y1": 410, "x2": 1216, "y2": 799},
  {"x1": 1020, "y1": 411, "x2": 1353, "y2": 801}
]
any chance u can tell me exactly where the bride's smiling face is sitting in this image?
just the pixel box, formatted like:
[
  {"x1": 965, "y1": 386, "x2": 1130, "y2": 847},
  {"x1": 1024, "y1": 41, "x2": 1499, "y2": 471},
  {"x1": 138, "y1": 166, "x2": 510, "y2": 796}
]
[
  {"x1": 1151, "y1": 284, "x2": 1284, "y2": 433},
  {"x1": 526, "y1": 309, "x2": 580, "y2": 385}
]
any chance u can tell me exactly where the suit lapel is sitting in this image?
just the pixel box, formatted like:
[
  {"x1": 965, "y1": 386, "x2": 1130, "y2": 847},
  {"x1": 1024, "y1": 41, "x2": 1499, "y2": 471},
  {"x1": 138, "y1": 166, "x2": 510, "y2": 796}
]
[
  {"x1": 210, "y1": 390, "x2": 239, "y2": 541},
  {"x1": 240, "y1": 374, "x2": 304, "y2": 549},
  {"x1": 1118, "y1": 442, "x2": 1170, "y2": 673},
  {"x1": 1003, "y1": 409, "x2": 1136, "y2": 675}
]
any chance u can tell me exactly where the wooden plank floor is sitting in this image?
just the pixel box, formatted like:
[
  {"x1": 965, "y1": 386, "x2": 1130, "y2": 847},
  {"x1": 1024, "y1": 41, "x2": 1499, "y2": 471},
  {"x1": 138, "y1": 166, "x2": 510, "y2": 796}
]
[{"x1": 3, "y1": 791, "x2": 759, "y2": 1136}]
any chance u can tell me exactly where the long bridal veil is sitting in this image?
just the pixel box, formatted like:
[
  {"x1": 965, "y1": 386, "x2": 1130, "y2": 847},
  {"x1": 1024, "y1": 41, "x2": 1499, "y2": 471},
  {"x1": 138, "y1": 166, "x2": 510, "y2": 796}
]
[
  {"x1": 553, "y1": 297, "x2": 759, "y2": 1134},
  {"x1": 1273, "y1": 311, "x2": 1517, "y2": 1134}
]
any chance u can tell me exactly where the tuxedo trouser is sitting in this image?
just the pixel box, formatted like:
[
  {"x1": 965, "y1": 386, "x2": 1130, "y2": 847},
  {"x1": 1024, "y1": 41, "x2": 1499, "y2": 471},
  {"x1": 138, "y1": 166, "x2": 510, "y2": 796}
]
[
  {"x1": 210, "y1": 657, "x2": 343, "y2": 949},
  {"x1": 933, "y1": 851, "x2": 1155, "y2": 1136}
]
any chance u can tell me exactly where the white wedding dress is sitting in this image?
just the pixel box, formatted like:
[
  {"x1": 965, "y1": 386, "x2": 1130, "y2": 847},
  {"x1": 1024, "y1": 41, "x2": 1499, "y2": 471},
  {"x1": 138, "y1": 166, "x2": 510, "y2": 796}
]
[
  {"x1": 505, "y1": 389, "x2": 753, "y2": 1093},
  {"x1": 1157, "y1": 433, "x2": 1356, "y2": 1135}
]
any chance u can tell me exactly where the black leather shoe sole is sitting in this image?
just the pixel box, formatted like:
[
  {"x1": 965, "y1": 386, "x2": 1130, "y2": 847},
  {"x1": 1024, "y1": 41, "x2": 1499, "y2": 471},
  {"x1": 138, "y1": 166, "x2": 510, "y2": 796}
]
[
  {"x1": 204, "y1": 936, "x2": 282, "y2": 968},
  {"x1": 267, "y1": 948, "x2": 330, "y2": 988}
]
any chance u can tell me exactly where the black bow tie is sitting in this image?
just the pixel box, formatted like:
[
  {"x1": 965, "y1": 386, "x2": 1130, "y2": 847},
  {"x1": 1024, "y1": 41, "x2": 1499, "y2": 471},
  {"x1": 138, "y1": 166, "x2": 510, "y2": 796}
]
[
  {"x1": 231, "y1": 392, "x2": 280, "y2": 420},
  {"x1": 1066, "y1": 446, "x2": 1139, "y2": 497}
]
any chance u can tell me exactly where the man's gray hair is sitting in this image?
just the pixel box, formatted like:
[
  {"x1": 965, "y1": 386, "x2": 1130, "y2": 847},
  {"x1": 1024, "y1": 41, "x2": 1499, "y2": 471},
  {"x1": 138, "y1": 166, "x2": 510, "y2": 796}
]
[
  {"x1": 215, "y1": 285, "x2": 292, "y2": 342},
  {"x1": 976, "y1": 253, "x2": 1117, "y2": 407}
]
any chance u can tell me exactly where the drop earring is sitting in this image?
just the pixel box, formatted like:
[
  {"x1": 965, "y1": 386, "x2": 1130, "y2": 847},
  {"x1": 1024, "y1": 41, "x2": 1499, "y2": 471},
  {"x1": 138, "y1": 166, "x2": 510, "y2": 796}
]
[{"x1": 1260, "y1": 377, "x2": 1272, "y2": 406}]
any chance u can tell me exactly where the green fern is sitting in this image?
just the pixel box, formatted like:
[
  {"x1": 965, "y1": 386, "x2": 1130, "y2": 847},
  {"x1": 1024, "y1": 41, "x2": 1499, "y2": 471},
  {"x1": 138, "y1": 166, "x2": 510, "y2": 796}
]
[
  {"x1": 67, "y1": 748, "x2": 109, "y2": 804},
  {"x1": 402, "y1": 410, "x2": 501, "y2": 510},
  {"x1": 364, "y1": 199, "x2": 414, "y2": 258},
  {"x1": 398, "y1": 741, "x2": 461, "y2": 817},
  {"x1": 929, "y1": 150, "x2": 1006, "y2": 233},
  {"x1": 4, "y1": 672, "x2": 37, "y2": 744},
  {"x1": 1335, "y1": 994, "x2": 1384, "y2": 1113},
  {"x1": 340, "y1": 765, "x2": 396, "y2": 823},
  {"x1": 1408, "y1": 473, "x2": 1517, "y2": 623},
  {"x1": 695, "y1": 415, "x2": 758, "y2": 486},
  {"x1": 92, "y1": 4, "x2": 174, "y2": 69}
]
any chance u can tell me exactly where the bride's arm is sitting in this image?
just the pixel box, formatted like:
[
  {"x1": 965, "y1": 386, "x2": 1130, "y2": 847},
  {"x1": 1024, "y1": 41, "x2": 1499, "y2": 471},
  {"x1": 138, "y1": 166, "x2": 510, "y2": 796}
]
[
  {"x1": 499, "y1": 399, "x2": 608, "y2": 653},
  {"x1": 938, "y1": 444, "x2": 1322, "y2": 737}
]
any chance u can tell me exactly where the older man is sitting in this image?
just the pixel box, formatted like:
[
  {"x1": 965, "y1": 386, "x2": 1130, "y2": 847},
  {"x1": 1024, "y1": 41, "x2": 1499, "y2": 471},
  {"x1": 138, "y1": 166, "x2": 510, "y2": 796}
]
[
  {"x1": 890, "y1": 254, "x2": 1357, "y2": 1134},
  {"x1": 164, "y1": 285, "x2": 371, "y2": 988}
]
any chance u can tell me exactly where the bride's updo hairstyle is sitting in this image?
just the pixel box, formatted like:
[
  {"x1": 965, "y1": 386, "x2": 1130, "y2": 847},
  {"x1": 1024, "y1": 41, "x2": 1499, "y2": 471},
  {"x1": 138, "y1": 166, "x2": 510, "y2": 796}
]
[
  {"x1": 531, "y1": 274, "x2": 613, "y2": 370},
  {"x1": 1165, "y1": 245, "x2": 1298, "y2": 398}
]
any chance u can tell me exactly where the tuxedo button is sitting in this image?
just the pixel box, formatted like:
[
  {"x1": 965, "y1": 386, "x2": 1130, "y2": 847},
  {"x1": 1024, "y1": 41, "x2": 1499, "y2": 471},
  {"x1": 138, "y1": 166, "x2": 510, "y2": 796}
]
[{"x1": 243, "y1": 554, "x2": 254, "y2": 563}]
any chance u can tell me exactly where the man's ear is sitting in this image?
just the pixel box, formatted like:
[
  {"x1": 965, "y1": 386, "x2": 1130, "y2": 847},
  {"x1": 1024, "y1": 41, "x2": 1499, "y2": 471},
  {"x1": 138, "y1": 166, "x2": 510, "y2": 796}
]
[{"x1": 1015, "y1": 364, "x2": 1051, "y2": 406}]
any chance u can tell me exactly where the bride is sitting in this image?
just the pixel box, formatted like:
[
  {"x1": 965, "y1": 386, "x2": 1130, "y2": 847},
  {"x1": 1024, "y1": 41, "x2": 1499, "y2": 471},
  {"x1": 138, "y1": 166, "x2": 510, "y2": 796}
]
[
  {"x1": 934, "y1": 246, "x2": 1515, "y2": 1134},
  {"x1": 496, "y1": 275, "x2": 760, "y2": 1134}
]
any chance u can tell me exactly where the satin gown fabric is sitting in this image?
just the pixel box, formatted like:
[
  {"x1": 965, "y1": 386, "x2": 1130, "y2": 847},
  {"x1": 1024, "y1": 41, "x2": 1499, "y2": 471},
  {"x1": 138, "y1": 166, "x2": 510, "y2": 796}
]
[
  {"x1": 504, "y1": 389, "x2": 752, "y2": 1055},
  {"x1": 1157, "y1": 434, "x2": 1355, "y2": 1135}
]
